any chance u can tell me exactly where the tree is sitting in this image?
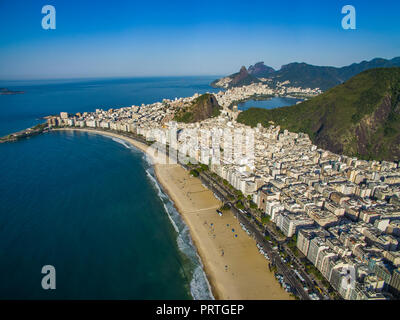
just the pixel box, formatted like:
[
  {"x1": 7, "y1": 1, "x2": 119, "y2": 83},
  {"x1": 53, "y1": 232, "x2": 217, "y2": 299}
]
[
  {"x1": 219, "y1": 204, "x2": 230, "y2": 211},
  {"x1": 261, "y1": 215, "x2": 271, "y2": 224},
  {"x1": 249, "y1": 201, "x2": 258, "y2": 209},
  {"x1": 190, "y1": 169, "x2": 199, "y2": 177},
  {"x1": 236, "y1": 202, "x2": 245, "y2": 210}
]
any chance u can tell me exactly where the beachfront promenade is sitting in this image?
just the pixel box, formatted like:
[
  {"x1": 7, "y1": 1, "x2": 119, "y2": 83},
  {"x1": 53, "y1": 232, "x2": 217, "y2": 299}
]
[
  {"x1": 1, "y1": 120, "x2": 322, "y2": 299},
  {"x1": 197, "y1": 172, "x2": 312, "y2": 300},
  {"x1": 51, "y1": 126, "x2": 314, "y2": 299},
  {"x1": 53, "y1": 126, "x2": 295, "y2": 300}
]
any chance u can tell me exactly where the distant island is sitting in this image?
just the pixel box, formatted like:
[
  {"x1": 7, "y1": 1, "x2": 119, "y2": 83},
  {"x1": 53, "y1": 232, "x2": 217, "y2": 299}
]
[{"x1": 0, "y1": 88, "x2": 24, "y2": 95}]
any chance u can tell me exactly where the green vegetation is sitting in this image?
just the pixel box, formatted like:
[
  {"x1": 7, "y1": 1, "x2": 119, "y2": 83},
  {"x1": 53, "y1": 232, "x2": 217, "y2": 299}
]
[
  {"x1": 237, "y1": 68, "x2": 400, "y2": 161},
  {"x1": 174, "y1": 93, "x2": 221, "y2": 123},
  {"x1": 211, "y1": 105, "x2": 221, "y2": 117},
  {"x1": 249, "y1": 201, "x2": 258, "y2": 209},
  {"x1": 212, "y1": 57, "x2": 400, "y2": 91},
  {"x1": 219, "y1": 203, "x2": 231, "y2": 211},
  {"x1": 186, "y1": 161, "x2": 194, "y2": 167},
  {"x1": 211, "y1": 66, "x2": 260, "y2": 88},
  {"x1": 287, "y1": 235, "x2": 297, "y2": 248},
  {"x1": 32, "y1": 123, "x2": 47, "y2": 131},
  {"x1": 261, "y1": 215, "x2": 271, "y2": 224},
  {"x1": 174, "y1": 111, "x2": 193, "y2": 123},
  {"x1": 236, "y1": 202, "x2": 245, "y2": 210},
  {"x1": 305, "y1": 262, "x2": 330, "y2": 289},
  {"x1": 275, "y1": 228, "x2": 286, "y2": 239},
  {"x1": 234, "y1": 189, "x2": 243, "y2": 197},
  {"x1": 189, "y1": 169, "x2": 199, "y2": 177},
  {"x1": 198, "y1": 164, "x2": 209, "y2": 172},
  {"x1": 287, "y1": 235, "x2": 300, "y2": 257}
]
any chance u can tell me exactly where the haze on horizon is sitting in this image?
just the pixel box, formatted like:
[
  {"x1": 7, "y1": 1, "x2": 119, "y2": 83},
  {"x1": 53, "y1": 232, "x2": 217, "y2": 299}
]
[{"x1": 0, "y1": 0, "x2": 399, "y2": 80}]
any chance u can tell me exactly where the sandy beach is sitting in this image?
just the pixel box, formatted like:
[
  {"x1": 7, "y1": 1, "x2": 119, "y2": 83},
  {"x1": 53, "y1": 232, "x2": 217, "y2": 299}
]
[{"x1": 55, "y1": 128, "x2": 292, "y2": 300}]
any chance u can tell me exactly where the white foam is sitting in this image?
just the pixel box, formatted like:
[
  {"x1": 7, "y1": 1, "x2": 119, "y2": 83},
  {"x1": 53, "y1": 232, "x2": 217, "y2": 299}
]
[
  {"x1": 143, "y1": 153, "x2": 154, "y2": 166},
  {"x1": 145, "y1": 169, "x2": 168, "y2": 200},
  {"x1": 144, "y1": 163, "x2": 214, "y2": 300},
  {"x1": 190, "y1": 265, "x2": 215, "y2": 300},
  {"x1": 163, "y1": 203, "x2": 179, "y2": 233},
  {"x1": 111, "y1": 137, "x2": 133, "y2": 149}
]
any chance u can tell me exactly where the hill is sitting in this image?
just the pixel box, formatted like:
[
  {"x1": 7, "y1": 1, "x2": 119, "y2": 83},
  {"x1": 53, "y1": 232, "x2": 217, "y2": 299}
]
[
  {"x1": 248, "y1": 62, "x2": 275, "y2": 78},
  {"x1": 212, "y1": 57, "x2": 400, "y2": 90},
  {"x1": 211, "y1": 66, "x2": 260, "y2": 88},
  {"x1": 174, "y1": 93, "x2": 222, "y2": 123},
  {"x1": 272, "y1": 62, "x2": 340, "y2": 90},
  {"x1": 237, "y1": 68, "x2": 400, "y2": 161}
]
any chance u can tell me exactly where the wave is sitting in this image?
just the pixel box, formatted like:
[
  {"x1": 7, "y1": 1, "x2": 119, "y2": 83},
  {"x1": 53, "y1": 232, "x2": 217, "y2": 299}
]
[
  {"x1": 143, "y1": 152, "x2": 154, "y2": 166},
  {"x1": 144, "y1": 165, "x2": 214, "y2": 300},
  {"x1": 190, "y1": 265, "x2": 214, "y2": 300},
  {"x1": 163, "y1": 203, "x2": 179, "y2": 233},
  {"x1": 111, "y1": 137, "x2": 134, "y2": 150},
  {"x1": 145, "y1": 168, "x2": 168, "y2": 201}
]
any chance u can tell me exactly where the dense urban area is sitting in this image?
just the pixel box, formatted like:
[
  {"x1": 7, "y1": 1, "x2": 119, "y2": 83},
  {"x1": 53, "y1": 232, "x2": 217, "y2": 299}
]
[{"x1": 6, "y1": 81, "x2": 400, "y2": 300}]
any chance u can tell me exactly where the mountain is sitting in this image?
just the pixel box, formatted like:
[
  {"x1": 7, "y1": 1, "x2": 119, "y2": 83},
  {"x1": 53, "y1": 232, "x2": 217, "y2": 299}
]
[
  {"x1": 174, "y1": 93, "x2": 222, "y2": 123},
  {"x1": 272, "y1": 63, "x2": 341, "y2": 90},
  {"x1": 248, "y1": 62, "x2": 275, "y2": 78},
  {"x1": 230, "y1": 66, "x2": 261, "y2": 87},
  {"x1": 211, "y1": 66, "x2": 260, "y2": 88},
  {"x1": 212, "y1": 57, "x2": 400, "y2": 90},
  {"x1": 274, "y1": 57, "x2": 400, "y2": 90},
  {"x1": 237, "y1": 68, "x2": 400, "y2": 161}
]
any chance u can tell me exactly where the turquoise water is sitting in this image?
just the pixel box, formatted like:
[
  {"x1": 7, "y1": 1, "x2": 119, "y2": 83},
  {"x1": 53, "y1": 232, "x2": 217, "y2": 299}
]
[
  {"x1": 238, "y1": 97, "x2": 302, "y2": 111},
  {"x1": 0, "y1": 77, "x2": 218, "y2": 299}
]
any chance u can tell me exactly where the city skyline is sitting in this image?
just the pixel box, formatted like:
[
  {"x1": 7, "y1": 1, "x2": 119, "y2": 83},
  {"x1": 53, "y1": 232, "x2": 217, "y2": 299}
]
[{"x1": 1, "y1": 0, "x2": 400, "y2": 80}]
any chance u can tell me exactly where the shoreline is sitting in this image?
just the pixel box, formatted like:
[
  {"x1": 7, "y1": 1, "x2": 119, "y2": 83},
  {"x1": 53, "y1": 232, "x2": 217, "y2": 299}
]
[
  {"x1": 54, "y1": 128, "x2": 221, "y2": 299},
  {"x1": 53, "y1": 127, "x2": 292, "y2": 300}
]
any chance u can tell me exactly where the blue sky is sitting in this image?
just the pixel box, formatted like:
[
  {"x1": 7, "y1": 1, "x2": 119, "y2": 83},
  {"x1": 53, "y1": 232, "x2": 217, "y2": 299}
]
[{"x1": 0, "y1": 0, "x2": 399, "y2": 79}]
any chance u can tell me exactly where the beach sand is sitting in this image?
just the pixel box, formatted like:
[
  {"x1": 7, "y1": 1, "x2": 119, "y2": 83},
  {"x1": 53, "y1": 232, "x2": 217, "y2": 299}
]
[{"x1": 55, "y1": 128, "x2": 292, "y2": 300}]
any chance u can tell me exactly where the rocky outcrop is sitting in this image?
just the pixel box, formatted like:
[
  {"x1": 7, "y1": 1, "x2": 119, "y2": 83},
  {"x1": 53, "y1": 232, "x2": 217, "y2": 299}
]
[
  {"x1": 248, "y1": 62, "x2": 275, "y2": 78},
  {"x1": 211, "y1": 66, "x2": 260, "y2": 88},
  {"x1": 174, "y1": 94, "x2": 221, "y2": 123}
]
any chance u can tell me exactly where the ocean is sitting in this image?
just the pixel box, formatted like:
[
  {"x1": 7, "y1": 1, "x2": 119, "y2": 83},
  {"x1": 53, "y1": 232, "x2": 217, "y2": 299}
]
[
  {"x1": 0, "y1": 76, "x2": 295, "y2": 299},
  {"x1": 0, "y1": 76, "x2": 220, "y2": 137},
  {"x1": 0, "y1": 76, "x2": 219, "y2": 299}
]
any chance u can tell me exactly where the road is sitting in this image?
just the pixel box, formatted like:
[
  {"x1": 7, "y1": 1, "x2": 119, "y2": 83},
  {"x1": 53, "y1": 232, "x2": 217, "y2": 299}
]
[
  {"x1": 198, "y1": 172, "x2": 312, "y2": 300},
  {"x1": 199, "y1": 170, "x2": 330, "y2": 300},
  {"x1": 82, "y1": 128, "x2": 327, "y2": 300}
]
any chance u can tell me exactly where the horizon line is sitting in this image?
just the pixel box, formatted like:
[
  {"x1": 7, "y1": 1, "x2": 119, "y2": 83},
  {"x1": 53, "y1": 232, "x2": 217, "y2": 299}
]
[
  {"x1": 1, "y1": 55, "x2": 399, "y2": 83},
  {"x1": 0, "y1": 74, "x2": 225, "y2": 83}
]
